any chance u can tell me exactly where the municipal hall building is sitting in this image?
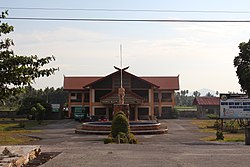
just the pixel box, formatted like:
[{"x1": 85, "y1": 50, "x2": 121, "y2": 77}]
[{"x1": 63, "y1": 67, "x2": 179, "y2": 121}]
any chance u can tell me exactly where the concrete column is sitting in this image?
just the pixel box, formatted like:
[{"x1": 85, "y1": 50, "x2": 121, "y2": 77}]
[
  {"x1": 82, "y1": 91, "x2": 84, "y2": 109},
  {"x1": 159, "y1": 90, "x2": 162, "y2": 117},
  {"x1": 68, "y1": 92, "x2": 71, "y2": 118},
  {"x1": 150, "y1": 87, "x2": 154, "y2": 119},
  {"x1": 89, "y1": 89, "x2": 93, "y2": 116},
  {"x1": 135, "y1": 106, "x2": 138, "y2": 121}
]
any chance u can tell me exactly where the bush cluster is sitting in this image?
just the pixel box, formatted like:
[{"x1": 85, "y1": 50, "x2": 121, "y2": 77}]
[
  {"x1": 207, "y1": 114, "x2": 219, "y2": 119},
  {"x1": 216, "y1": 130, "x2": 224, "y2": 140},
  {"x1": 104, "y1": 111, "x2": 138, "y2": 144},
  {"x1": 224, "y1": 120, "x2": 239, "y2": 133}
]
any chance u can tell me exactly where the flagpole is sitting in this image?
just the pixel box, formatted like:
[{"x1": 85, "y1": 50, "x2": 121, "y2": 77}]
[{"x1": 120, "y1": 44, "x2": 123, "y2": 88}]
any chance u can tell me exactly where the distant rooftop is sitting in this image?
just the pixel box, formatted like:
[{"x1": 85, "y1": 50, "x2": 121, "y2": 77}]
[{"x1": 193, "y1": 97, "x2": 220, "y2": 106}]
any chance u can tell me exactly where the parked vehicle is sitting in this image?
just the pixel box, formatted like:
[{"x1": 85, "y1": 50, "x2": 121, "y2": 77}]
[
  {"x1": 74, "y1": 111, "x2": 86, "y2": 121},
  {"x1": 78, "y1": 115, "x2": 108, "y2": 122}
]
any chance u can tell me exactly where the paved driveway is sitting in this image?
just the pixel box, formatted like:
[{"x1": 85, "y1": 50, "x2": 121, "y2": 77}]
[{"x1": 29, "y1": 119, "x2": 250, "y2": 167}]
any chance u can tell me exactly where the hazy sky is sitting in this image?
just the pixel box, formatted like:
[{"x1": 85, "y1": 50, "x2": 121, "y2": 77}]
[{"x1": 1, "y1": 0, "x2": 250, "y2": 93}]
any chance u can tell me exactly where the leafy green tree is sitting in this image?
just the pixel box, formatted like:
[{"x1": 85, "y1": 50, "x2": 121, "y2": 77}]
[
  {"x1": 35, "y1": 103, "x2": 45, "y2": 124},
  {"x1": 30, "y1": 103, "x2": 45, "y2": 124},
  {"x1": 234, "y1": 39, "x2": 250, "y2": 96},
  {"x1": 18, "y1": 96, "x2": 51, "y2": 118},
  {"x1": 0, "y1": 11, "x2": 58, "y2": 102},
  {"x1": 21, "y1": 86, "x2": 67, "y2": 105},
  {"x1": 30, "y1": 106, "x2": 37, "y2": 120}
]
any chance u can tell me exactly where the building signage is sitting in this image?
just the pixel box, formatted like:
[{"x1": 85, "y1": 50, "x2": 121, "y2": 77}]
[
  {"x1": 51, "y1": 104, "x2": 60, "y2": 113},
  {"x1": 220, "y1": 94, "x2": 250, "y2": 119}
]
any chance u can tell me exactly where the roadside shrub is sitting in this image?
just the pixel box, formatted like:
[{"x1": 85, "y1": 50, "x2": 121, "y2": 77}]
[
  {"x1": 213, "y1": 120, "x2": 220, "y2": 130},
  {"x1": 224, "y1": 120, "x2": 239, "y2": 133},
  {"x1": 207, "y1": 114, "x2": 219, "y2": 119},
  {"x1": 216, "y1": 130, "x2": 224, "y2": 140}
]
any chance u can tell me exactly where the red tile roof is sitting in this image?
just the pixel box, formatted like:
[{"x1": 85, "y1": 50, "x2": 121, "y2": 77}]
[
  {"x1": 63, "y1": 77, "x2": 100, "y2": 90},
  {"x1": 141, "y1": 77, "x2": 179, "y2": 90},
  {"x1": 193, "y1": 97, "x2": 220, "y2": 106},
  {"x1": 63, "y1": 74, "x2": 179, "y2": 90}
]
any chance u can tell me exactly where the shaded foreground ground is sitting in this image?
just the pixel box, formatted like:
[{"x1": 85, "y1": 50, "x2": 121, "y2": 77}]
[{"x1": 27, "y1": 119, "x2": 250, "y2": 167}]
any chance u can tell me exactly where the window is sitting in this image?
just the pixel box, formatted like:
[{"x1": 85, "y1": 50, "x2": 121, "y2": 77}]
[
  {"x1": 84, "y1": 92, "x2": 89, "y2": 102},
  {"x1": 161, "y1": 107, "x2": 172, "y2": 118},
  {"x1": 94, "y1": 108, "x2": 106, "y2": 116},
  {"x1": 138, "y1": 108, "x2": 149, "y2": 120},
  {"x1": 70, "y1": 92, "x2": 82, "y2": 102},
  {"x1": 161, "y1": 92, "x2": 172, "y2": 102}
]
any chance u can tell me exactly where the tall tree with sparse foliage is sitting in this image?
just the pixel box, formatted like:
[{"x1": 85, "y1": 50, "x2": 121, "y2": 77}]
[
  {"x1": 234, "y1": 39, "x2": 250, "y2": 96},
  {"x1": 0, "y1": 11, "x2": 58, "y2": 102}
]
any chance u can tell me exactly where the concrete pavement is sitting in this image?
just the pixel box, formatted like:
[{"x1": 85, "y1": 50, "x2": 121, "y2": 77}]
[{"x1": 28, "y1": 119, "x2": 250, "y2": 167}]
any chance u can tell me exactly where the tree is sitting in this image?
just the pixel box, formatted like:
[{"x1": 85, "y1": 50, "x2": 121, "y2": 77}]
[
  {"x1": 175, "y1": 90, "x2": 194, "y2": 106},
  {"x1": 30, "y1": 103, "x2": 45, "y2": 124},
  {"x1": 18, "y1": 96, "x2": 51, "y2": 118},
  {"x1": 0, "y1": 11, "x2": 58, "y2": 102},
  {"x1": 205, "y1": 92, "x2": 214, "y2": 97},
  {"x1": 34, "y1": 103, "x2": 45, "y2": 124},
  {"x1": 234, "y1": 39, "x2": 250, "y2": 96},
  {"x1": 193, "y1": 91, "x2": 201, "y2": 97}
]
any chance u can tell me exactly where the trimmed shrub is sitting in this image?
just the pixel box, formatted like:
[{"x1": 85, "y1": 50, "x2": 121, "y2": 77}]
[
  {"x1": 114, "y1": 111, "x2": 126, "y2": 117},
  {"x1": 111, "y1": 111, "x2": 130, "y2": 138},
  {"x1": 104, "y1": 110, "x2": 138, "y2": 144}
]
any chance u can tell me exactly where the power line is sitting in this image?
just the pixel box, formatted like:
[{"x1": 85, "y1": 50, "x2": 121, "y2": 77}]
[
  {"x1": 5, "y1": 17, "x2": 250, "y2": 23},
  {"x1": 1, "y1": 7, "x2": 250, "y2": 14}
]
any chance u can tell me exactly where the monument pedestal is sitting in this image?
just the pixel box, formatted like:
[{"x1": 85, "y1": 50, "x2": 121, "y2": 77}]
[{"x1": 113, "y1": 104, "x2": 129, "y2": 119}]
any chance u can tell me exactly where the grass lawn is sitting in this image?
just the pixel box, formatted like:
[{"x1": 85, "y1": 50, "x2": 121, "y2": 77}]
[
  {"x1": 191, "y1": 119, "x2": 245, "y2": 142},
  {"x1": 202, "y1": 133, "x2": 245, "y2": 142},
  {"x1": 0, "y1": 121, "x2": 44, "y2": 145}
]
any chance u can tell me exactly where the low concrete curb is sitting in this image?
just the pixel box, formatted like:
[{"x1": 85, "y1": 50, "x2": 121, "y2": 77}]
[{"x1": 0, "y1": 145, "x2": 41, "y2": 167}]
